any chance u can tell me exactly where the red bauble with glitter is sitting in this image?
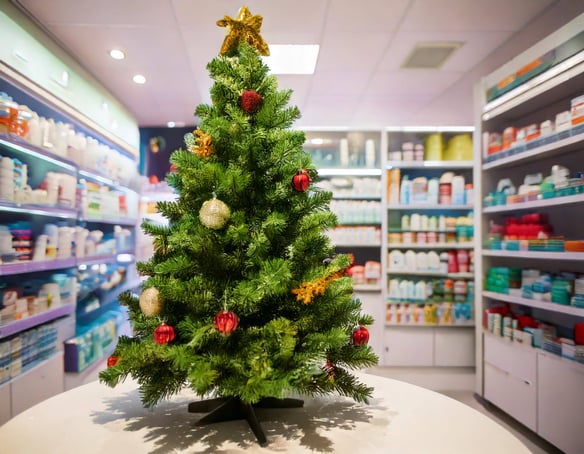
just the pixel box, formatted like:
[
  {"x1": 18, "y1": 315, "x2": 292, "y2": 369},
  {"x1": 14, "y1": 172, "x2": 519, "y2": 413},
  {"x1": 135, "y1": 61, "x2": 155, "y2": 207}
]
[
  {"x1": 214, "y1": 310, "x2": 239, "y2": 335},
  {"x1": 107, "y1": 355, "x2": 121, "y2": 367},
  {"x1": 153, "y1": 323, "x2": 176, "y2": 344},
  {"x1": 170, "y1": 163, "x2": 177, "y2": 173},
  {"x1": 241, "y1": 90, "x2": 263, "y2": 113},
  {"x1": 352, "y1": 325, "x2": 370, "y2": 346},
  {"x1": 292, "y1": 169, "x2": 311, "y2": 192}
]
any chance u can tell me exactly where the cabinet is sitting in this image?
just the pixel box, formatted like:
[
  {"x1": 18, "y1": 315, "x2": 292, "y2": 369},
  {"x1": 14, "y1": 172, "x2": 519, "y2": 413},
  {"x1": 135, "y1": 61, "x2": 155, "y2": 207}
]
[
  {"x1": 475, "y1": 13, "x2": 584, "y2": 451},
  {"x1": 537, "y1": 351, "x2": 584, "y2": 454},
  {"x1": 303, "y1": 129, "x2": 384, "y2": 358},
  {"x1": 382, "y1": 128, "x2": 476, "y2": 367},
  {"x1": 0, "y1": 68, "x2": 140, "y2": 420}
]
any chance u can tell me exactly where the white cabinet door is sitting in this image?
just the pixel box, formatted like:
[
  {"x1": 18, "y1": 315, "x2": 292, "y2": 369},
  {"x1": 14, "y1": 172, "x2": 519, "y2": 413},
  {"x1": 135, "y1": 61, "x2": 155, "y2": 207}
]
[
  {"x1": 383, "y1": 327, "x2": 433, "y2": 366},
  {"x1": 483, "y1": 334, "x2": 537, "y2": 432},
  {"x1": 484, "y1": 362, "x2": 537, "y2": 432},
  {"x1": 434, "y1": 329, "x2": 475, "y2": 367},
  {"x1": 537, "y1": 352, "x2": 584, "y2": 454},
  {"x1": 0, "y1": 382, "x2": 11, "y2": 426},
  {"x1": 355, "y1": 290, "x2": 384, "y2": 361},
  {"x1": 11, "y1": 354, "x2": 64, "y2": 417}
]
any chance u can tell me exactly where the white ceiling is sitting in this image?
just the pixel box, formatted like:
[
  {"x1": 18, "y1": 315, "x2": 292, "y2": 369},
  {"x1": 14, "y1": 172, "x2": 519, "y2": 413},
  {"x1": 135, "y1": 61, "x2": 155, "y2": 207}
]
[{"x1": 12, "y1": 0, "x2": 584, "y2": 128}]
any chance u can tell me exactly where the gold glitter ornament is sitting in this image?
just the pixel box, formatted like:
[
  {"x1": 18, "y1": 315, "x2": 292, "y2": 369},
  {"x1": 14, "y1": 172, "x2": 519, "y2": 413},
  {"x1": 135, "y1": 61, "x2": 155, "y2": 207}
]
[
  {"x1": 139, "y1": 287, "x2": 163, "y2": 316},
  {"x1": 199, "y1": 198, "x2": 230, "y2": 229},
  {"x1": 216, "y1": 6, "x2": 270, "y2": 56}
]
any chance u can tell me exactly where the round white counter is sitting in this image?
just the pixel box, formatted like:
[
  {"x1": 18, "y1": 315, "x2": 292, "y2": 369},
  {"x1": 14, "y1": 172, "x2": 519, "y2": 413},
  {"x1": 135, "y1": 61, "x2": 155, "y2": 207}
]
[{"x1": 0, "y1": 372, "x2": 529, "y2": 453}]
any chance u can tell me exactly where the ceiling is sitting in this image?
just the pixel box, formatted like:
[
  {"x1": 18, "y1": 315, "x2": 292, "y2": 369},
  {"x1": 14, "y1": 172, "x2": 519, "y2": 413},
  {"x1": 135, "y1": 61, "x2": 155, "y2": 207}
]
[{"x1": 11, "y1": 0, "x2": 584, "y2": 129}]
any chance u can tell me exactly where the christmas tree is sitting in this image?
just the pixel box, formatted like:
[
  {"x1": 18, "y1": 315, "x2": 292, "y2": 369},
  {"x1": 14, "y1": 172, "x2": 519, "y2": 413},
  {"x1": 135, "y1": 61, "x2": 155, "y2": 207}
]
[{"x1": 100, "y1": 6, "x2": 378, "y2": 444}]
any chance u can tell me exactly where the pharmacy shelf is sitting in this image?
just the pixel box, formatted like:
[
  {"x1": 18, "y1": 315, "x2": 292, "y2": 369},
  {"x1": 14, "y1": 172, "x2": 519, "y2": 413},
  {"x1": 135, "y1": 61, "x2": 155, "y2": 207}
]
[
  {"x1": 78, "y1": 168, "x2": 138, "y2": 196},
  {"x1": 389, "y1": 242, "x2": 474, "y2": 250},
  {"x1": 385, "y1": 323, "x2": 475, "y2": 328},
  {"x1": 482, "y1": 130, "x2": 584, "y2": 170},
  {"x1": 483, "y1": 193, "x2": 584, "y2": 213},
  {"x1": 318, "y1": 168, "x2": 382, "y2": 177},
  {"x1": 335, "y1": 242, "x2": 381, "y2": 248},
  {"x1": 0, "y1": 257, "x2": 76, "y2": 276},
  {"x1": 483, "y1": 250, "x2": 584, "y2": 260},
  {"x1": 387, "y1": 270, "x2": 474, "y2": 279},
  {"x1": 387, "y1": 204, "x2": 473, "y2": 210},
  {"x1": 0, "y1": 303, "x2": 75, "y2": 339},
  {"x1": 387, "y1": 300, "x2": 474, "y2": 305},
  {"x1": 354, "y1": 284, "x2": 382, "y2": 292},
  {"x1": 82, "y1": 216, "x2": 138, "y2": 226},
  {"x1": 332, "y1": 195, "x2": 381, "y2": 200},
  {"x1": 386, "y1": 161, "x2": 473, "y2": 169},
  {"x1": 0, "y1": 133, "x2": 76, "y2": 172},
  {"x1": 388, "y1": 228, "x2": 457, "y2": 233},
  {"x1": 64, "y1": 342, "x2": 116, "y2": 384},
  {"x1": 483, "y1": 291, "x2": 584, "y2": 317},
  {"x1": 0, "y1": 201, "x2": 78, "y2": 219},
  {"x1": 481, "y1": 51, "x2": 584, "y2": 121}
]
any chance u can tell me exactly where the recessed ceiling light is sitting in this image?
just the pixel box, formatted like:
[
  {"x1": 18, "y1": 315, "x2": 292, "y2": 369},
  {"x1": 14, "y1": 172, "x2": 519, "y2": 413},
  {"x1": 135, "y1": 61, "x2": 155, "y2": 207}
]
[
  {"x1": 133, "y1": 74, "x2": 146, "y2": 84},
  {"x1": 262, "y1": 44, "x2": 320, "y2": 75},
  {"x1": 167, "y1": 121, "x2": 176, "y2": 128},
  {"x1": 109, "y1": 49, "x2": 126, "y2": 60}
]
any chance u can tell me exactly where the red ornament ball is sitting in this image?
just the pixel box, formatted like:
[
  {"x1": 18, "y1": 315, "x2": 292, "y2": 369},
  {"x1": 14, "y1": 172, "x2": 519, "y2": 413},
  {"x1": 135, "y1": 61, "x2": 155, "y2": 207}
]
[
  {"x1": 214, "y1": 310, "x2": 239, "y2": 335},
  {"x1": 107, "y1": 355, "x2": 121, "y2": 367},
  {"x1": 241, "y1": 90, "x2": 263, "y2": 113},
  {"x1": 170, "y1": 163, "x2": 177, "y2": 173},
  {"x1": 352, "y1": 325, "x2": 370, "y2": 346},
  {"x1": 153, "y1": 323, "x2": 176, "y2": 344},
  {"x1": 292, "y1": 169, "x2": 311, "y2": 192}
]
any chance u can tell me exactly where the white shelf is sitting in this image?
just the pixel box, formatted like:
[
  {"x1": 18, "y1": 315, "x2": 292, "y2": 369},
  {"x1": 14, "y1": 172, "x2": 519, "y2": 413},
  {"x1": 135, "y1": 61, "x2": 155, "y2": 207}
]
[
  {"x1": 483, "y1": 130, "x2": 584, "y2": 170},
  {"x1": 481, "y1": 51, "x2": 584, "y2": 121},
  {"x1": 353, "y1": 284, "x2": 382, "y2": 292},
  {"x1": 387, "y1": 204, "x2": 473, "y2": 210},
  {"x1": 387, "y1": 270, "x2": 474, "y2": 279},
  {"x1": 483, "y1": 193, "x2": 584, "y2": 213},
  {"x1": 483, "y1": 250, "x2": 584, "y2": 260},
  {"x1": 390, "y1": 242, "x2": 474, "y2": 250},
  {"x1": 335, "y1": 243, "x2": 381, "y2": 248},
  {"x1": 385, "y1": 323, "x2": 474, "y2": 328},
  {"x1": 332, "y1": 195, "x2": 381, "y2": 200},
  {"x1": 386, "y1": 161, "x2": 473, "y2": 169},
  {"x1": 318, "y1": 168, "x2": 382, "y2": 177},
  {"x1": 483, "y1": 291, "x2": 584, "y2": 317}
]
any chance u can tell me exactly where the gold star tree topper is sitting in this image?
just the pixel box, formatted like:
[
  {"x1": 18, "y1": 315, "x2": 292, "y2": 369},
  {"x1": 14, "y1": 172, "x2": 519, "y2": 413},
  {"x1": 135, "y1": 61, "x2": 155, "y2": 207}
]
[{"x1": 217, "y1": 6, "x2": 270, "y2": 56}]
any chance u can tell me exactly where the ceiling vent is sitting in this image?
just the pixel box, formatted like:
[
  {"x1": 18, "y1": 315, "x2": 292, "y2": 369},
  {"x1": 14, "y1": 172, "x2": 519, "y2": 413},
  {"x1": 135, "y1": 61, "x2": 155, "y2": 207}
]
[{"x1": 401, "y1": 42, "x2": 463, "y2": 69}]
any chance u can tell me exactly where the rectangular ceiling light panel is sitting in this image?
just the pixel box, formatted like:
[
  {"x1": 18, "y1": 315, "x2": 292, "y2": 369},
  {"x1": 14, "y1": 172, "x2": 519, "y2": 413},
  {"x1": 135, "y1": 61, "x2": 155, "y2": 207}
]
[{"x1": 262, "y1": 44, "x2": 320, "y2": 74}]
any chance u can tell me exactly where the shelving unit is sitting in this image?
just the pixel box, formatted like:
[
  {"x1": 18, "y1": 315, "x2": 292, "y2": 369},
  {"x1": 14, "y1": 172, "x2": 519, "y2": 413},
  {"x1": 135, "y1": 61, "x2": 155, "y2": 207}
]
[
  {"x1": 0, "y1": 69, "x2": 140, "y2": 424},
  {"x1": 474, "y1": 14, "x2": 584, "y2": 453},
  {"x1": 382, "y1": 128, "x2": 476, "y2": 367},
  {"x1": 303, "y1": 129, "x2": 385, "y2": 359}
]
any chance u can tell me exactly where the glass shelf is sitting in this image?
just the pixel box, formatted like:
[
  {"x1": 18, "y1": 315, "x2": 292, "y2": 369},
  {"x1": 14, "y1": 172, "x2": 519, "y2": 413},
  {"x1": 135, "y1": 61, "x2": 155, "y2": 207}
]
[
  {"x1": 0, "y1": 303, "x2": 75, "y2": 339},
  {"x1": 483, "y1": 291, "x2": 584, "y2": 317},
  {"x1": 0, "y1": 201, "x2": 78, "y2": 219},
  {"x1": 0, "y1": 257, "x2": 76, "y2": 276}
]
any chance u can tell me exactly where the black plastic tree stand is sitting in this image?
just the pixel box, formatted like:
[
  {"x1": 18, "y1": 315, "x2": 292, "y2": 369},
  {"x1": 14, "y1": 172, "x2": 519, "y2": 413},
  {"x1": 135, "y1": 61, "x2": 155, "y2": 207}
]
[{"x1": 188, "y1": 396, "x2": 304, "y2": 446}]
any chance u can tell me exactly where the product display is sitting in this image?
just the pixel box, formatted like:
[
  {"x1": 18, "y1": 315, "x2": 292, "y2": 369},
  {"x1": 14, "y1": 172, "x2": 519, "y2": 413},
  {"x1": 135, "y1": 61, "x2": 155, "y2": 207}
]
[
  {"x1": 0, "y1": 64, "x2": 139, "y2": 424},
  {"x1": 384, "y1": 141, "x2": 475, "y2": 366},
  {"x1": 477, "y1": 21, "x2": 584, "y2": 453}
]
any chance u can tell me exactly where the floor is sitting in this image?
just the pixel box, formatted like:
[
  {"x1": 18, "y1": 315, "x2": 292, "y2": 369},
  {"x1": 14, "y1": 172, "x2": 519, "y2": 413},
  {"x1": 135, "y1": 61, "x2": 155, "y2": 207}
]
[{"x1": 365, "y1": 366, "x2": 562, "y2": 454}]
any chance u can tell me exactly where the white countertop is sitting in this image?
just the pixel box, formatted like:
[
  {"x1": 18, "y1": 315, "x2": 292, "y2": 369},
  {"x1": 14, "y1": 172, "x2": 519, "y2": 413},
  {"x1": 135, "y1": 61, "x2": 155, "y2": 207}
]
[{"x1": 0, "y1": 372, "x2": 529, "y2": 453}]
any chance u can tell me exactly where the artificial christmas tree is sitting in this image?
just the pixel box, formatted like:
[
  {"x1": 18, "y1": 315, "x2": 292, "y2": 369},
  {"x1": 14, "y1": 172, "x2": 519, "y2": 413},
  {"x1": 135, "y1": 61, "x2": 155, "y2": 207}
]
[{"x1": 99, "y1": 5, "x2": 378, "y2": 445}]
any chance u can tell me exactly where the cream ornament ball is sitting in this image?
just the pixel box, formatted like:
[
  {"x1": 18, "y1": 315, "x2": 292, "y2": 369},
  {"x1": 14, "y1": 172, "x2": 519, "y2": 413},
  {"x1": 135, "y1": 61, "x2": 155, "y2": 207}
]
[
  {"x1": 199, "y1": 198, "x2": 231, "y2": 229},
  {"x1": 139, "y1": 287, "x2": 164, "y2": 316}
]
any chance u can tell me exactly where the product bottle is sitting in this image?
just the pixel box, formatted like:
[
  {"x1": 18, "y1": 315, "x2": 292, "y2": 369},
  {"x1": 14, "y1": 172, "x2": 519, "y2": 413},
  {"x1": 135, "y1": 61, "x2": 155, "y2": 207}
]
[{"x1": 400, "y1": 176, "x2": 411, "y2": 205}]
